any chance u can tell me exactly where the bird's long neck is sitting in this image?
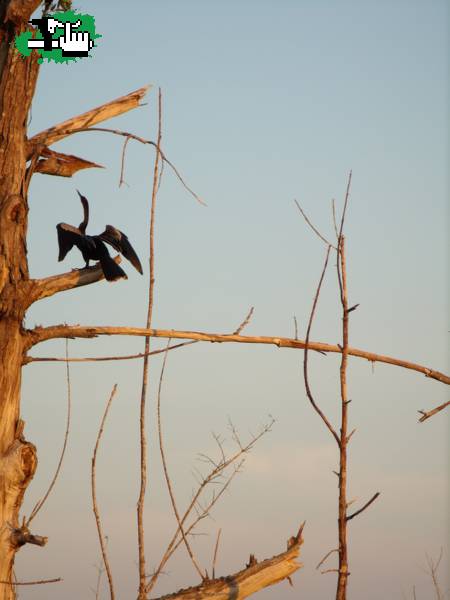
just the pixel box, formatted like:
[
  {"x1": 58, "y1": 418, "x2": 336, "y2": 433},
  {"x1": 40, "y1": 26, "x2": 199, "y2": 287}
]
[{"x1": 78, "y1": 195, "x2": 89, "y2": 234}]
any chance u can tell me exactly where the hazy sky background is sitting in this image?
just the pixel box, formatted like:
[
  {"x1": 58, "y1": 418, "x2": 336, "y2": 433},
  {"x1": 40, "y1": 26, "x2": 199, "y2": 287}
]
[{"x1": 17, "y1": 1, "x2": 448, "y2": 598}]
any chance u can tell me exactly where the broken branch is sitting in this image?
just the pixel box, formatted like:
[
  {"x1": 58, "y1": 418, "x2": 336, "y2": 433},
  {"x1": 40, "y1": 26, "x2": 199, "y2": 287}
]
[
  {"x1": 153, "y1": 524, "x2": 304, "y2": 600},
  {"x1": 27, "y1": 85, "x2": 150, "y2": 154}
]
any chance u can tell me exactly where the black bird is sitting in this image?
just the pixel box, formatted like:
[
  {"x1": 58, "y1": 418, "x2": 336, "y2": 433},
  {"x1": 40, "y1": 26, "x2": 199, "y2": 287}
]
[{"x1": 56, "y1": 191, "x2": 143, "y2": 281}]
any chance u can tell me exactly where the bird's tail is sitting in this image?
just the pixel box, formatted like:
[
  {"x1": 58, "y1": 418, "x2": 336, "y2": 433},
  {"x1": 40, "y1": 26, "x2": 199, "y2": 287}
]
[
  {"x1": 95, "y1": 239, "x2": 127, "y2": 281},
  {"x1": 99, "y1": 255, "x2": 127, "y2": 281}
]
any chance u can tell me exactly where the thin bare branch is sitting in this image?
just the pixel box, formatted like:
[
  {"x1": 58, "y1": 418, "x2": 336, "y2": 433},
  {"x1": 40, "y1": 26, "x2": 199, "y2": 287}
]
[
  {"x1": 26, "y1": 339, "x2": 72, "y2": 525},
  {"x1": 321, "y1": 569, "x2": 339, "y2": 575},
  {"x1": 346, "y1": 492, "x2": 380, "y2": 521},
  {"x1": 212, "y1": 529, "x2": 222, "y2": 579},
  {"x1": 232, "y1": 306, "x2": 255, "y2": 335},
  {"x1": 119, "y1": 135, "x2": 132, "y2": 187},
  {"x1": 26, "y1": 325, "x2": 450, "y2": 385},
  {"x1": 338, "y1": 171, "x2": 352, "y2": 240},
  {"x1": 49, "y1": 126, "x2": 205, "y2": 206},
  {"x1": 294, "y1": 200, "x2": 337, "y2": 249},
  {"x1": 316, "y1": 548, "x2": 338, "y2": 570},
  {"x1": 346, "y1": 428, "x2": 357, "y2": 443},
  {"x1": 418, "y1": 400, "x2": 450, "y2": 422},
  {"x1": 92, "y1": 552, "x2": 106, "y2": 600},
  {"x1": 91, "y1": 385, "x2": 118, "y2": 600},
  {"x1": 293, "y1": 315, "x2": 299, "y2": 340},
  {"x1": 303, "y1": 245, "x2": 340, "y2": 445},
  {"x1": 137, "y1": 87, "x2": 163, "y2": 600},
  {"x1": 157, "y1": 341, "x2": 206, "y2": 581},
  {"x1": 25, "y1": 340, "x2": 196, "y2": 365},
  {"x1": 332, "y1": 198, "x2": 339, "y2": 239},
  {"x1": 0, "y1": 578, "x2": 62, "y2": 586}
]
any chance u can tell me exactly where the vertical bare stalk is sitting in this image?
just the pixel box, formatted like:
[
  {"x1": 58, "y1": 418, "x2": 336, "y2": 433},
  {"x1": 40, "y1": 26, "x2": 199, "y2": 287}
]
[
  {"x1": 91, "y1": 385, "x2": 118, "y2": 600},
  {"x1": 137, "y1": 88, "x2": 163, "y2": 600},
  {"x1": 336, "y1": 236, "x2": 349, "y2": 600}
]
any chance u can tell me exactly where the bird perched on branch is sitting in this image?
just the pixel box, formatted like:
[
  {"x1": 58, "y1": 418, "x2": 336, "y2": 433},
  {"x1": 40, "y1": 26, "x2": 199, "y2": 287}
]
[{"x1": 56, "y1": 191, "x2": 143, "y2": 281}]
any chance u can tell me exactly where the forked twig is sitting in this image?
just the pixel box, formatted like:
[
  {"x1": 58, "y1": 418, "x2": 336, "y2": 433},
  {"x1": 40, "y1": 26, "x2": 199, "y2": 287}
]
[
  {"x1": 424, "y1": 549, "x2": 444, "y2": 600},
  {"x1": 91, "y1": 385, "x2": 118, "y2": 600},
  {"x1": 145, "y1": 419, "x2": 274, "y2": 594},
  {"x1": 157, "y1": 340, "x2": 206, "y2": 581},
  {"x1": 418, "y1": 400, "x2": 450, "y2": 422},
  {"x1": 60, "y1": 126, "x2": 205, "y2": 206},
  {"x1": 27, "y1": 339, "x2": 72, "y2": 525}
]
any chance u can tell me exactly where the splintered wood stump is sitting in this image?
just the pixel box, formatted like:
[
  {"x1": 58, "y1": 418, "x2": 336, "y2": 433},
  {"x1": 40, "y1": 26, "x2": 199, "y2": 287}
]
[{"x1": 154, "y1": 526, "x2": 304, "y2": 600}]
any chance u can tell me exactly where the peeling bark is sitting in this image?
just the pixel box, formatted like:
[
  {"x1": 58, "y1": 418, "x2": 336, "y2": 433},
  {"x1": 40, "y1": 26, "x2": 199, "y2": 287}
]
[{"x1": 0, "y1": 3, "x2": 41, "y2": 598}]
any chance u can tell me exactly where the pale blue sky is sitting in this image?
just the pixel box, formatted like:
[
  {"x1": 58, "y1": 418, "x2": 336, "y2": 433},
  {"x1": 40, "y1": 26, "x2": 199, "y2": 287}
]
[{"x1": 18, "y1": 1, "x2": 448, "y2": 598}]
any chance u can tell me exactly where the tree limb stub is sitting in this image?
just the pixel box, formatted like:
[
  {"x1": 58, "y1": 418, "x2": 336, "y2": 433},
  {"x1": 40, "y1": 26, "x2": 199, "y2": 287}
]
[
  {"x1": 153, "y1": 525, "x2": 304, "y2": 600},
  {"x1": 26, "y1": 85, "x2": 151, "y2": 156},
  {"x1": 28, "y1": 256, "x2": 123, "y2": 306},
  {"x1": 26, "y1": 326, "x2": 450, "y2": 385}
]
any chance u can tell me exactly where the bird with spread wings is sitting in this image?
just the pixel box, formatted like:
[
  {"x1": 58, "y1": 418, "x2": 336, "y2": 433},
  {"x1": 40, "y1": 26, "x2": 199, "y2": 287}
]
[{"x1": 56, "y1": 191, "x2": 143, "y2": 282}]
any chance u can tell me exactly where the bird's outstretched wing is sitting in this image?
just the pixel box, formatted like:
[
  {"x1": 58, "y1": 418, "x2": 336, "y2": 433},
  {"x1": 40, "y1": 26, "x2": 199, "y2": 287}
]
[
  {"x1": 57, "y1": 222, "x2": 97, "y2": 263},
  {"x1": 56, "y1": 222, "x2": 83, "y2": 261},
  {"x1": 99, "y1": 225, "x2": 143, "y2": 274}
]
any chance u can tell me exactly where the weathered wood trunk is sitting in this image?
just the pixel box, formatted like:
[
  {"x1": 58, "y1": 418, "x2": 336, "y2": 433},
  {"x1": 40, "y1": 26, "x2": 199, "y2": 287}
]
[{"x1": 0, "y1": 1, "x2": 41, "y2": 596}]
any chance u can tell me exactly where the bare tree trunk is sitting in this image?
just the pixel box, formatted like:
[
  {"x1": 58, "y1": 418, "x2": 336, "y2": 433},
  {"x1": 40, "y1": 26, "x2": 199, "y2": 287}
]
[
  {"x1": 336, "y1": 237, "x2": 349, "y2": 600},
  {"x1": 0, "y1": 1, "x2": 41, "y2": 597}
]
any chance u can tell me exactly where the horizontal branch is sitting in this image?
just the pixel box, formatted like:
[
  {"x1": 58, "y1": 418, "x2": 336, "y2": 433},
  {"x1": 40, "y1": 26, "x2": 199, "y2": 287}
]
[
  {"x1": 28, "y1": 258, "x2": 123, "y2": 306},
  {"x1": 25, "y1": 325, "x2": 450, "y2": 385},
  {"x1": 154, "y1": 524, "x2": 304, "y2": 600},
  {"x1": 26, "y1": 85, "x2": 150, "y2": 155}
]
